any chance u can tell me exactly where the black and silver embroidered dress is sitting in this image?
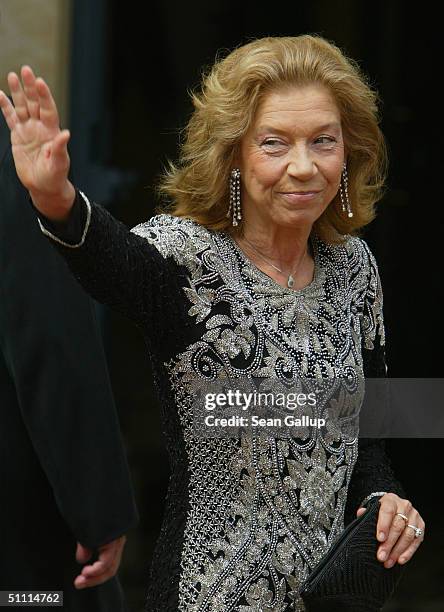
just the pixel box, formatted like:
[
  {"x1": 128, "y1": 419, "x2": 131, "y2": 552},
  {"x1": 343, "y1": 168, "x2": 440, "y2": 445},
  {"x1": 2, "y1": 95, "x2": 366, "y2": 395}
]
[{"x1": 35, "y1": 190, "x2": 405, "y2": 612}]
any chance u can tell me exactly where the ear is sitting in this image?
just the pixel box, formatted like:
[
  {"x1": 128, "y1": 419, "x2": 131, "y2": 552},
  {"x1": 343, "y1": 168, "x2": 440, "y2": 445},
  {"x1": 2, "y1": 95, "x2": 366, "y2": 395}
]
[{"x1": 232, "y1": 143, "x2": 241, "y2": 169}]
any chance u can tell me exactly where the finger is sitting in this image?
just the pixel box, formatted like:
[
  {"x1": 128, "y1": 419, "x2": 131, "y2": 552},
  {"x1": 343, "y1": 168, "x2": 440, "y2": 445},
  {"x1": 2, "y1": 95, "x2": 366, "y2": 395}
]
[
  {"x1": 386, "y1": 513, "x2": 425, "y2": 567},
  {"x1": 376, "y1": 495, "x2": 408, "y2": 542},
  {"x1": 80, "y1": 543, "x2": 117, "y2": 578},
  {"x1": 377, "y1": 500, "x2": 412, "y2": 562},
  {"x1": 35, "y1": 76, "x2": 60, "y2": 129},
  {"x1": 80, "y1": 558, "x2": 113, "y2": 578},
  {"x1": 75, "y1": 542, "x2": 93, "y2": 564},
  {"x1": 397, "y1": 524, "x2": 425, "y2": 565},
  {"x1": 0, "y1": 90, "x2": 18, "y2": 130},
  {"x1": 74, "y1": 566, "x2": 116, "y2": 590},
  {"x1": 81, "y1": 537, "x2": 126, "y2": 579},
  {"x1": 50, "y1": 129, "x2": 71, "y2": 163},
  {"x1": 21, "y1": 65, "x2": 40, "y2": 120},
  {"x1": 38, "y1": 130, "x2": 70, "y2": 174},
  {"x1": 356, "y1": 507, "x2": 367, "y2": 517},
  {"x1": 7, "y1": 72, "x2": 30, "y2": 122}
]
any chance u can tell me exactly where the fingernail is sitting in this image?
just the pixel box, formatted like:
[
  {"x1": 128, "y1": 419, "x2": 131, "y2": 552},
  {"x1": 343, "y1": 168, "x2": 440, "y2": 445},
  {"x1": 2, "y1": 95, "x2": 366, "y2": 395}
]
[
  {"x1": 378, "y1": 531, "x2": 386, "y2": 541},
  {"x1": 386, "y1": 559, "x2": 395, "y2": 568},
  {"x1": 378, "y1": 550, "x2": 387, "y2": 561}
]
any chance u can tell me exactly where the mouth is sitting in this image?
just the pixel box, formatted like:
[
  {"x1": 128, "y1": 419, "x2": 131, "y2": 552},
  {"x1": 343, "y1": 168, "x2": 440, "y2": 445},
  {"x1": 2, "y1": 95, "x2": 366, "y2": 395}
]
[
  {"x1": 278, "y1": 191, "x2": 321, "y2": 202},
  {"x1": 279, "y1": 190, "x2": 321, "y2": 195}
]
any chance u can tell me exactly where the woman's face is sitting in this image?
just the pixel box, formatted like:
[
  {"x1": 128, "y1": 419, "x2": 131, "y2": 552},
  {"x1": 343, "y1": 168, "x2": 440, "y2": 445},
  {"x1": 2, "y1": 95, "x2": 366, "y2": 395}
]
[{"x1": 236, "y1": 84, "x2": 345, "y2": 232}]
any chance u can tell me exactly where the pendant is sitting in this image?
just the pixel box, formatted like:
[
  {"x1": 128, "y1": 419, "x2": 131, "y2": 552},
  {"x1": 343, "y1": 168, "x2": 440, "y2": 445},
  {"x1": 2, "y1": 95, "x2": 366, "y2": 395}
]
[{"x1": 287, "y1": 275, "x2": 294, "y2": 288}]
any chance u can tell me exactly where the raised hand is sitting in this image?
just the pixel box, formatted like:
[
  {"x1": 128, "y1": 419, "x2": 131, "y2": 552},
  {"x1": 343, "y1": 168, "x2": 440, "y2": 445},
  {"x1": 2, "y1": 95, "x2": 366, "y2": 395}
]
[{"x1": 0, "y1": 65, "x2": 75, "y2": 220}]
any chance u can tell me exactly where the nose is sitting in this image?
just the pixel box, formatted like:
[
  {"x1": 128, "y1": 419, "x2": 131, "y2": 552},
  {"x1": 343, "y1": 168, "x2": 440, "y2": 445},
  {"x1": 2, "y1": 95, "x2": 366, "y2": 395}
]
[{"x1": 286, "y1": 146, "x2": 316, "y2": 180}]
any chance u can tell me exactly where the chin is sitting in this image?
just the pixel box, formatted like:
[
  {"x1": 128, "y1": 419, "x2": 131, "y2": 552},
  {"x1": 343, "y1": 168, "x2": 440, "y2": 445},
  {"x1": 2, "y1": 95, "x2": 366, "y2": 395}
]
[{"x1": 276, "y1": 211, "x2": 315, "y2": 226}]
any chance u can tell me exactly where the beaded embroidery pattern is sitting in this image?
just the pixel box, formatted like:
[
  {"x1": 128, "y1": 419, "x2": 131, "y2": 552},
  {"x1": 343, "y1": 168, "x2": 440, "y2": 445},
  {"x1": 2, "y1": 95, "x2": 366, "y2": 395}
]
[{"x1": 131, "y1": 214, "x2": 385, "y2": 612}]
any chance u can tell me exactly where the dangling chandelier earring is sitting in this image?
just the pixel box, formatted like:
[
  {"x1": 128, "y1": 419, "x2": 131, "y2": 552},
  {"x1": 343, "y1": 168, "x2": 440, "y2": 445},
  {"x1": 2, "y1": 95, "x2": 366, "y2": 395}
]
[
  {"x1": 226, "y1": 168, "x2": 242, "y2": 226},
  {"x1": 340, "y1": 161, "x2": 353, "y2": 218}
]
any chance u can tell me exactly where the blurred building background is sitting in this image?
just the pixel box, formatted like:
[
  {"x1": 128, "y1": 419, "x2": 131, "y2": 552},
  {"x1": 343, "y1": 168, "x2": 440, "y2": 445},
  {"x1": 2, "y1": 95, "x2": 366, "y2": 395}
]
[
  {"x1": 0, "y1": 0, "x2": 71, "y2": 125},
  {"x1": 1, "y1": 1, "x2": 442, "y2": 610}
]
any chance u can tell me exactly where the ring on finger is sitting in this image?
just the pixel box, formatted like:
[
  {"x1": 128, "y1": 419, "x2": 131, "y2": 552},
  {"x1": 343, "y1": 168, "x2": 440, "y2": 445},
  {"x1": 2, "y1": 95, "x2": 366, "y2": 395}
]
[
  {"x1": 395, "y1": 512, "x2": 409, "y2": 524},
  {"x1": 406, "y1": 524, "x2": 423, "y2": 538}
]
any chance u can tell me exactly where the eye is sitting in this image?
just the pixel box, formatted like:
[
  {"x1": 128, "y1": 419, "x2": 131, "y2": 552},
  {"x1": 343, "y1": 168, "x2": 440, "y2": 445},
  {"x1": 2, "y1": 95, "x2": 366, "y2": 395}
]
[
  {"x1": 260, "y1": 138, "x2": 288, "y2": 154},
  {"x1": 315, "y1": 136, "x2": 336, "y2": 145},
  {"x1": 262, "y1": 138, "x2": 284, "y2": 147}
]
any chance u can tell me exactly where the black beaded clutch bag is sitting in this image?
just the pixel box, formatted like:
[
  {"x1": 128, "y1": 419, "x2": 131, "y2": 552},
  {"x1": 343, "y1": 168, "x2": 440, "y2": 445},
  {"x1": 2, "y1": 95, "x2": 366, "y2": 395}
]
[{"x1": 299, "y1": 496, "x2": 406, "y2": 611}]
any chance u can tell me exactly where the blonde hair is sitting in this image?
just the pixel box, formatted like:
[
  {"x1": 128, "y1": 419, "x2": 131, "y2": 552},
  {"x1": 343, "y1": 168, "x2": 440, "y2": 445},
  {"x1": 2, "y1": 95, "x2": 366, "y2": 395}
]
[{"x1": 156, "y1": 35, "x2": 388, "y2": 244}]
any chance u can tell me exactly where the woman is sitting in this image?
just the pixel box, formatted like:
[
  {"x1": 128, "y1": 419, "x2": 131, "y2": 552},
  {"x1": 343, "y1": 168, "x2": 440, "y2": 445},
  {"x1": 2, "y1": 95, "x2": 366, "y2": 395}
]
[{"x1": 0, "y1": 35, "x2": 425, "y2": 611}]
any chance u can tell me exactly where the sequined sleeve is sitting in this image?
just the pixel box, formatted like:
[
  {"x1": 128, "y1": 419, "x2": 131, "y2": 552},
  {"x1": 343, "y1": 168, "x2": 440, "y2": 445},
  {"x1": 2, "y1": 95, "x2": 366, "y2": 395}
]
[
  {"x1": 344, "y1": 240, "x2": 406, "y2": 525},
  {"x1": 33, "y1": 189, "x2": 186, "y2": 354}
]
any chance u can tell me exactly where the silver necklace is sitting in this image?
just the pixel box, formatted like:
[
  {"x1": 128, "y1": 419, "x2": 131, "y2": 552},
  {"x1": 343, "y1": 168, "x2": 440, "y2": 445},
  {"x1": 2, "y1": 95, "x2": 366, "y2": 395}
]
[{"x1": 241, "y1": 235, "x2": 309, "y2": 289}]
